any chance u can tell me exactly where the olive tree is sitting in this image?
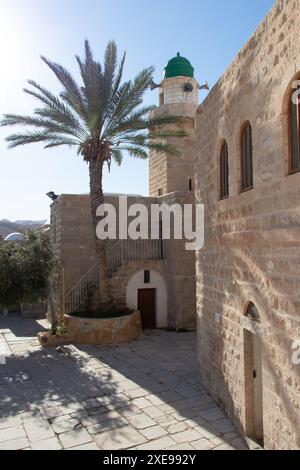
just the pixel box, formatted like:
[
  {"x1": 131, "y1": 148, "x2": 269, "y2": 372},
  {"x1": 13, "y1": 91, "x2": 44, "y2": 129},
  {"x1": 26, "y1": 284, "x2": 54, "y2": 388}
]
[{"x1": 0, "y1": 231, "x2": 56, "y2": 321}]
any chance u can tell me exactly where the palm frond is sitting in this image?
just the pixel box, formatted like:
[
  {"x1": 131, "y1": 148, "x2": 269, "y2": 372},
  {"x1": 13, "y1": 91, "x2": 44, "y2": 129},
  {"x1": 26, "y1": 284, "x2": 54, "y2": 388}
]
[
  {"x1": 103, "y1": 41, "x2": 117, "y2": 98},
  {"x1": 5, "y1": 131, "x2": 79, "y2": 149},
  {"x1": 1, "y1": 114, "x2": 84, "y2": 139},
  {"x1": 129, "y1": 67, "x2": 154, "y2": 103},
  {"x1": 40, "y1": 56, "x2": 87, "y2": 121},
  {"x1": 102, "y1": 81, "x2": 132, "y2": 134},
  {"x1": 2, "y1": 39, "x2": 187, "y2": 164},
  {"x1": 116, "y1": 146, "x2": 148, "y2": 159},
  {"x1": 76, "y1": 40, "x2": 104, "y2": 131},
  {"x1": 117, "y1": 137, "x2": 180, "y2": 156},
  {"x1": 103, "y1": 105, "x2": 156, "y2": 139},
  {"x1": 147, "y1": 140, "x2": 180, "y2": 155},
  {"x1": 24, "y1": 80, "x2": 65, "y2": 111},
  {"x1": 112, "y1": 52, "x2": 126, "y2": 98},
  {"x1": 23, "y1": 80, "x2": 86, "y2": 137},
  {"x1": 110, "y1": 148, "x2": 123, "y2": 166},
  {"x1": 44, "y1": 137, "x2": 79, "y2": 148}
]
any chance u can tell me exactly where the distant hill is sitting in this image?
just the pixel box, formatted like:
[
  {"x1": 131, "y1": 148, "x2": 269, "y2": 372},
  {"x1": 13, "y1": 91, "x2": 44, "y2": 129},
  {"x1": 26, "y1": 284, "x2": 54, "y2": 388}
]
[
  {"x1": 0, "y1": 219, "x2": 47, "y2": 237},
  {"x1": 14, "y1": 220, "x2": 47, "y2": 227}
]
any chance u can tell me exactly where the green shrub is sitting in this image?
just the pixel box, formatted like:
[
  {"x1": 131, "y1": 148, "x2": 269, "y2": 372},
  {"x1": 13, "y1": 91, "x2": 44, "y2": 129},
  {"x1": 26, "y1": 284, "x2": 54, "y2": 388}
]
[{"x1": 0, "y1": 230, "x2": 56, "y2": 309}]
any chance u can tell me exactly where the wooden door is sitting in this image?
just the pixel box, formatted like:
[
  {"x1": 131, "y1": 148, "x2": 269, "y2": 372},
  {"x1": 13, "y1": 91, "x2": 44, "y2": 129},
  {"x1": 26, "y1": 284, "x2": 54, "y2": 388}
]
[
  {"x1": 138, "y1": 288, "x2": 156, "y2": 329},
  {"x1": 252, "y1": 333, "x2": 264, "y2": 446}
]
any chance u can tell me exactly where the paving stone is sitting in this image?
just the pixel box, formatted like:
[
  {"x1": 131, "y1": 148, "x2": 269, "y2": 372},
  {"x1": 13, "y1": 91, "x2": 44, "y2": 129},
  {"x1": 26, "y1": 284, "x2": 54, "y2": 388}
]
[
  {"x1": 127, "y1": 413, "x2": 156, "y2": 430},
  {"x1": 31, "y1": 437, "x2": 62, "y2": 450},
  {"x1": 167, "y1": 422, "x2": 189, "y2": 434},
  {"x1": 50, "y1": 414, "x2": 72, "y2": 424},
  {"x1": 160, "y1": 390, "x2": 183, "y2": 402},
  {"x1": 70, "y1": 410, "x2": 89, "y2": 419},
  {"x1": 213, "y1": 443, "x2": 235, "y2": 450},
  {"x1": 68, "y1": 442, "x2": 100, "y2": 450},
  {"x1": 140, "y1": 425, "x2": 168, "y2": 440},
  {"x1": 135, "y1": 436, "x2": 176, "y2": 450},
  {"x1": 170, "y1": 408, "x2": 198, "y2": 421},
  {"x1": 130, "y1": 397, "x2": 152, "y2": 409},
  {"x1": 101, "y1": 393, "x2": 129, "y2": 406},
  {"x1": 210, "y1": 436, "x2": 226, "y2": 446},
  {"x1": 159, "y1": 403, "x2": 176, "y2": 414},
  {"x1": 125, "y1": 388, "x2": 149, "y2": 399},
  {"x1": 23, "y1": 418, "x2": 55, "y2": 442},
  {"x1": 0, "y1": 437, "x2": 30, "y2": 450},
  {"x1": 167, "y1": 443, "x2": 195, "y2": 450},
  {"x1": 146, "y1": 394, "x2": 165, "y2": 406},
  {"x1": 95, "y1": 425, "x2": 146, "y2": 450},
  {"x1": 0, "y1": 415, "x2": 22, "y2": 430},
  {"x1": 199, "y1": 407, "x2": 227, "y2": 422},
  {"x1": 59, "y1": 402, "x2": 85, "y2": 414},
  {"x1": 59, "y1": 428, "x2": 92, "y2": 449},
  {"x1": 81, "y1": 398, "x2": 102, "y2": 409},
  {"x1": 212, "y1": 418, "x2": 235, "y2": 434},
  {"x1": 0, "y1": 321, "x2": 241, "y2": 452},
  {"x1": 40, "y1": 406, "x2": 64, "y2": 420},
  {"x1": 172, "y1": 429, "x2": 203, "y2": 443},
  {"x1": 86, "y1": 410, "x2": 123, "y2": 425},
  {"x1": 51, "y1": 418, "x2": 81, "y2": 434},
  {"x1": 117, "y1": 404, "x2": 142, "y2": 417},
  {"x1": 190, "y1": 422, "x2": 221, "y2": 439},
  {"x1": 230, "y1": 437, "x2": 248, "y2": 450},
  {"x1": 184, "y1": 416, "x2": 207, "y2": 427},
  {"x1": 144, "y1": 406, "x2": 165, "y2": 419},
  {"x1": 223, "y1": 431, "x2": 240, "y2": 441},
  {"x1": 0, "y1": 425, "x2": 26, "y2": 443},
  {"x1": 87, "y1": 416, "x2": 128, "y2": 434},
  {"x1": 192, "y1": 438, "x2": 215, "y2": 450},
  {"x1": 88, "y1": 406, "x2": 110, "y2": 416}
]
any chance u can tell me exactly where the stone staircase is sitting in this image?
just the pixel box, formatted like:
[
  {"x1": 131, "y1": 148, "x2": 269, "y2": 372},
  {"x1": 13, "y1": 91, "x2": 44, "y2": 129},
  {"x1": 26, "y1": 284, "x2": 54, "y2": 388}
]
[
  {"x1": 64, "y1": 239, "x2": 164, "y2": 313},
  {"x1": 64, "y1": 261, "x2": 100, "y2": 314},
  {"x1": 107, "y1": 238, "x2": 164, "y2": 276}
]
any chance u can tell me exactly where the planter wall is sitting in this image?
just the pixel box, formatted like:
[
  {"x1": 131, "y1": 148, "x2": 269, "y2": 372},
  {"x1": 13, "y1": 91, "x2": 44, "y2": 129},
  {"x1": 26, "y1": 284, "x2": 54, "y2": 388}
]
[{"x1": 63, "y1": 310, "x2": 141, "y2": 345}]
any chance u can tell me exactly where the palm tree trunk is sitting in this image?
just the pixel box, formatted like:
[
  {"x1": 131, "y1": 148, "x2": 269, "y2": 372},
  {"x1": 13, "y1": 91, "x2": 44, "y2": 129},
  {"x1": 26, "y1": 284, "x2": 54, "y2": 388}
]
[{"x1": 89, "y1": 157, "x2": 112, "y2": 305}]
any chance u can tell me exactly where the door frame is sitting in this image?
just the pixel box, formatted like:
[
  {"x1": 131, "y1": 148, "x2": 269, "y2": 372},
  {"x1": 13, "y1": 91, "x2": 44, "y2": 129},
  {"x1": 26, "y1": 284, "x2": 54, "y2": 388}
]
[
  {"x1": 137, "y1": 287, "x2": 157, "y2": 329},
  {"x1": 243, "y1": 327, "x2": 264, "y2": 447}
]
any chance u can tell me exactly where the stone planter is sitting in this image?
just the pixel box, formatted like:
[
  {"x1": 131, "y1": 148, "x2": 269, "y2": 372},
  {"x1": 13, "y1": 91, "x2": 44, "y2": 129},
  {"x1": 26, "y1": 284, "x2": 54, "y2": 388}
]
[
  {"x1": 38, "y1": 331, "x2": 69, "y2": 347},
  {"x1": 63, "y1": 310, "x2": 141, "y2": 345}
]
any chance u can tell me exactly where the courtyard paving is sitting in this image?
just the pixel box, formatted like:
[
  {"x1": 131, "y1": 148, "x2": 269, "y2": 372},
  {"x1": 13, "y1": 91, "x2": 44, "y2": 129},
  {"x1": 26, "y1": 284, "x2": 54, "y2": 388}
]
[{"x1": 0, "y1": 314, "x2": 247, "y2": 450}]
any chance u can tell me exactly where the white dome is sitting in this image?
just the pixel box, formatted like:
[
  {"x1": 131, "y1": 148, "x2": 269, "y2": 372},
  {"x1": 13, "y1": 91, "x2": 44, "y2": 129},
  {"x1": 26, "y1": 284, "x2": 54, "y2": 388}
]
[{"x1": 4, "y1": 232, "x2": 25, "y2": 241}]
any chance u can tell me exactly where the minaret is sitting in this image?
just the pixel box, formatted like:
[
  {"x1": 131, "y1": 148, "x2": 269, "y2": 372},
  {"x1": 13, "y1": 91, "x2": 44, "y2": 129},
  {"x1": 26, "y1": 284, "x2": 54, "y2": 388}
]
[{"x1": 149, "y1": 53, "x2": 199, "y2": 197}]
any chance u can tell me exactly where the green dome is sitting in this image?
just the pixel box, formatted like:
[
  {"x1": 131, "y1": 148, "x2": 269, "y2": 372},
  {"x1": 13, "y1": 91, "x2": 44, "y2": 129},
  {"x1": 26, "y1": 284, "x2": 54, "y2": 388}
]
[{"x1": 164, "y1": 52, "x2": 194, "y2": 79}]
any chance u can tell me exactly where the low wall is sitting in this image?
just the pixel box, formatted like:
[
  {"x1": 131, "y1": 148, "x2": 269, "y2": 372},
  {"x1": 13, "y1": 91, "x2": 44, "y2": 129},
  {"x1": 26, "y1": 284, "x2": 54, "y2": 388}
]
[
  {"x1": 63, "y1": 310, "x2": 141, "y2": 345},
  {"x1": 21, "y1": 302, "x2": 47, "y2": 319}
]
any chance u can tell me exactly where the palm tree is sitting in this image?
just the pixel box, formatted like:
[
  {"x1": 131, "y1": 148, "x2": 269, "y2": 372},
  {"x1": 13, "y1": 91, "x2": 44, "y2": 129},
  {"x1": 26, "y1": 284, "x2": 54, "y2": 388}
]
[{"x1": 1, "y1": 40, "x2": 186, "y2": 311}]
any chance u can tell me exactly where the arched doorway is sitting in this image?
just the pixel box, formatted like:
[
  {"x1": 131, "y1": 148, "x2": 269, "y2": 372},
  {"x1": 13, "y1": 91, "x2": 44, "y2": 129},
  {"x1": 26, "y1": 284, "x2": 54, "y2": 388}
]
[
  {"x1": 244, "y1": 302, "x2": 264, "y2": 447},
  {"x1": 126, "y1": 269, "x2": 167, "y2": 329}
]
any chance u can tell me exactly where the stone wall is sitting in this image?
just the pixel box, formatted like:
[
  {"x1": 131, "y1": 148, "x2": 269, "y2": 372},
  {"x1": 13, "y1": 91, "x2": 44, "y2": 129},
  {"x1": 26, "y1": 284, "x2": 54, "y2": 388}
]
[
  {"x1": 50, "y1": 192, "x2": 196, "y2": 330},
  {"x1": 161, "y1": 191, "x2": 197, "y2": 330},
  {"x1": 21, "y1": 302, "x2": 47, "y2": 319},
  {"x1": 149, "y1": 102, "x2": 198, "y2": 197},
  {"x1": 195, "y1": 0, "x2": 300, "y2": 450}
]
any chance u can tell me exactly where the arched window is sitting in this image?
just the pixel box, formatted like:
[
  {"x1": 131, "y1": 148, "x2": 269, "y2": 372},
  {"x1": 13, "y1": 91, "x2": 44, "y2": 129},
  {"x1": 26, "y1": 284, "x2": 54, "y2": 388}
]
[
  {"x1": 188, "y1": 178, "x2": 192, "y2": 191},
  {"x1": 289, "y1": 83, "x2": 300, "y2": 173},
  {"x1": 220, "y1": 141, "x2": 229, "y2": 199},
  {"x1": 245, "y1": 301, "x2": 260, "y2": 323},
  {"x1": 241, "y1": 122, "x2": 253, "y2": 191}
]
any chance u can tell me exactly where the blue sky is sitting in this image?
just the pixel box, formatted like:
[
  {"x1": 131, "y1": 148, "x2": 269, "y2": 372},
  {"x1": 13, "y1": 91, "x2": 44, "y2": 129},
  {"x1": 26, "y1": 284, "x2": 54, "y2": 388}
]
[{"x1": 0, "y1": 0, "x2": 275, "y2": 221}]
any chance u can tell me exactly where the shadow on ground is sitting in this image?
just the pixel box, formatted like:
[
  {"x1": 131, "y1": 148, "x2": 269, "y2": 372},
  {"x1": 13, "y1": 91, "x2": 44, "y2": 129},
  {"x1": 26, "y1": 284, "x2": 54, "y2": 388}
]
[{"x1": 0, "y1": 315, "x2": 247, "y2": 450}]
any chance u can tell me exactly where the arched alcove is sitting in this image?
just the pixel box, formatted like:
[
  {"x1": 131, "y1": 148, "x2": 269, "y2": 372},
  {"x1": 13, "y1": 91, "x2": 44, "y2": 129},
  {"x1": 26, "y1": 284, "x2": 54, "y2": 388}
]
[{"x1": 126, "y1": 269, "x2": 167, "y2": 328}]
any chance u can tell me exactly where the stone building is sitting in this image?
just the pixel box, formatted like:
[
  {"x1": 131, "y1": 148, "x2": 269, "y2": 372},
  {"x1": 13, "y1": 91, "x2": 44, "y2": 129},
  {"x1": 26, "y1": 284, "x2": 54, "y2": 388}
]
[
  {"x1": 50, "y1": 190, "x2": 196, "y2": 331},
  {"x1": 50, "y1": 0, "x2": 300, "y2": 450},
  {"x1": 194, "y1": 0, "x2": 300, "y2": 451}
]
